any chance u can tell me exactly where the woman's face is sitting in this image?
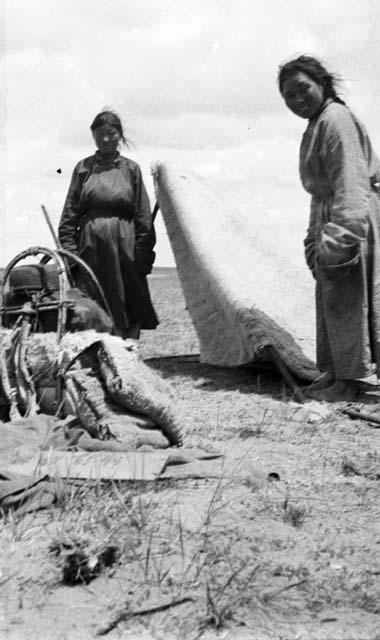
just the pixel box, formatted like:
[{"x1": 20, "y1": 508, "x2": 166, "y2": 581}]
[
  {"x1": 281, "y1": 71, "x2": 325, "y2": 119},
  {"x1": 93, "y1": 124, "x2": 121, "y2": 155}
]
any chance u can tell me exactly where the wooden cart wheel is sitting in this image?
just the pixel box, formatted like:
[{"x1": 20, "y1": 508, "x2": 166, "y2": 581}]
[
  {"x1": 1, "y1": 246, "x2": 116, "y2": 341},
  {"x1": 0, "y1": 246, "x2": 70, "y2": 343},
  {"x1": 0, "y1": 246, "x2": 116, "y2": 419}
]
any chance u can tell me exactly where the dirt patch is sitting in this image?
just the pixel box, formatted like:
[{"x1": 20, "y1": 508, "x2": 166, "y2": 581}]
[{"x1": 1, "y1": 268, "x2": 380, "y2": 640}]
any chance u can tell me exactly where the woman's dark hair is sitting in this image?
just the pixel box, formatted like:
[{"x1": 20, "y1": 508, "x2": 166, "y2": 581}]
[
  {"x1": 278, "y1": 55, "x2": 345, "y2": 105},
  {"x1": 90, "y1": 110, "x2": 129, "y2": 146}
]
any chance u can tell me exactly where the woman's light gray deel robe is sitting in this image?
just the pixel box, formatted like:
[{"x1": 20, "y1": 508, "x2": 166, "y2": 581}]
[{"x1": 301, "y1": 99, "x2": 380, "y2": 379}]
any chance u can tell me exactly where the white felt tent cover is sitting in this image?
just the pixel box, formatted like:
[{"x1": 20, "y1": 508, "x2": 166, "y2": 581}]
[{"x1": 152, "y1": 161, "x2": 319, "y2": 382}]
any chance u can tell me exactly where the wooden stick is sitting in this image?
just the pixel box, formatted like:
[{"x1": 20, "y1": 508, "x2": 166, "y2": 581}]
[
  {"x1": 343, "y1": 408, "x2": 380, "y2": 427},
  {"x1": 152, "y1": 201, "x2": 160, "y2": 222},
  {"x1": 263, "y1": 578, "x2": 308, "y2": 601},
  {"x1": 266, "y1": 345, "x2": 306, "y2": 404},
  {"x1": 41, "y1": 204, "x2": 61, "y2": 249},
  {"x1": 97, "y1": 596, "x2": 194, "y2": 636},
  {"x1": 41, "y1": 205, "x2": 75, "y2": 288}
]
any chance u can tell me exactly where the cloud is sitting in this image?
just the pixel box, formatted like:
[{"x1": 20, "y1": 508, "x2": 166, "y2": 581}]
[{"x1": 2, "y1": 0, "x2": 380, "y2": 266}]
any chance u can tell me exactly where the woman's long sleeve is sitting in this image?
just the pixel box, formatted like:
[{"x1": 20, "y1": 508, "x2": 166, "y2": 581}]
[
  {"x1": 322, "y1": 111, "x2": 371, "y2": 239},
  {"x1": 58, "y1": 163, "x2": 83, "y2": 254},
  {"x1": 304, "y1": 195, "x2": 318, "y2": 276},
  {"x1": 133, "y1": 165, "x2": 156, "y2": 275}
]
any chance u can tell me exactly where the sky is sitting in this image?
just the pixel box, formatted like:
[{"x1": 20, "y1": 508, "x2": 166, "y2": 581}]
[{"x1": 2, "y1": 0, "x2": 380, "y2": 267}]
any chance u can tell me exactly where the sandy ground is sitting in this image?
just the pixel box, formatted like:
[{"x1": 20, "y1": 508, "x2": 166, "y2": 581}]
[{"x1": 1, "y1": 268, "x2": 380, "y2": 640}]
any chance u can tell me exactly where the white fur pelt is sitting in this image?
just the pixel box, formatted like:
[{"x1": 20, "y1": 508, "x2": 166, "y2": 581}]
[{"x1": 152, "y1": 161, "x2": 318, "y2": 381}]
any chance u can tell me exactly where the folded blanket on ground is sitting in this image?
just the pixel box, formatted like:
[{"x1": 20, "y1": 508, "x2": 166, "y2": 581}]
[{"x1": 152, "y1": 161, "x2": 319, "y2": 381}]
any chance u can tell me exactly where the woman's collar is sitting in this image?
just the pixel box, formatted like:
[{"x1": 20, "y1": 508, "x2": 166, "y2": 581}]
[
  {"x1": 94, "y1": 150, "x2": 120, "y2": 166},
  {"x1": 309, "y1": 97, "x2": 335, "y2": 121}
]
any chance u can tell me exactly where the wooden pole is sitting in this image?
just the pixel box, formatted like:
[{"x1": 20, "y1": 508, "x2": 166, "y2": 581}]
[
  {"x1": 152, "y1": 201, "x2": 159, "y2": 222},
  {"x1": 41, "y1": 204, "x2": 61, "y2": 249},
  {"x1": 343, "y1": 408, "x2": 380, "y2": 427},
  {"x1": 41, "y1": 205, "x2": 75, "y2": 287},
  {"x1": 266, "y1": 345, "x2": 306, "y2": 404}
]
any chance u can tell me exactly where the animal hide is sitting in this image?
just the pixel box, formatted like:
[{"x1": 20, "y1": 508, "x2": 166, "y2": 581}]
[
  {"x1": 65, "y1": 368, "x2": 170, "y2": 449},
  {"x1": 152, "y1": 161, "x2": 319, "y2": 382},
  {"x1": 93, "y1": 336, "x2": 183, "y2": 446}
]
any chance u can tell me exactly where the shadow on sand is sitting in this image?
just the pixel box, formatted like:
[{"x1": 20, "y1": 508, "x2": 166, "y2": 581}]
[{"x1": 145, "y1": 354, "x2": 290, "y2": 400}]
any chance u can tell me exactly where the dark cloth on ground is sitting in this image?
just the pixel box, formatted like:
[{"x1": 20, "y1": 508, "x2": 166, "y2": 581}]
[
  {"x1": 0, "y1": 415, "x2": 223, "y2": 512},
  {"x1": 0, "y1": 472, "x2": 64, "y2": 515}
]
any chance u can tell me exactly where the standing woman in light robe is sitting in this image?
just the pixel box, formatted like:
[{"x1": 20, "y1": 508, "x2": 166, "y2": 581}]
[{"x1": 278, "y1": 55, "x2": 380, "y2": 401}]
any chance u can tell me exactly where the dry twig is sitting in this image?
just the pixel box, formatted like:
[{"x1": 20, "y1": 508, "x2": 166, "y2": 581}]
[{"x1": 96, "y1": 595, "x2": 194, "y2": 636}]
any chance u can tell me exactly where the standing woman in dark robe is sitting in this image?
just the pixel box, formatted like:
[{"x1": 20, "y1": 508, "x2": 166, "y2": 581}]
[
  {"x1": 58, "y1": 110, "x2": 158, "y2": 339},
  {"x1": 278, "y1": 56, "x2": 380, "y2": 401}
]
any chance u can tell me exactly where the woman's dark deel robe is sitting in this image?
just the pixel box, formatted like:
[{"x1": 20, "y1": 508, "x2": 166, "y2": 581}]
[
  {"x1": 58, "y1": 152, "x2": 158, "y2": 337},
  {"x1": 300, "y1": 99, "x2": 380, "y2": 379}
]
